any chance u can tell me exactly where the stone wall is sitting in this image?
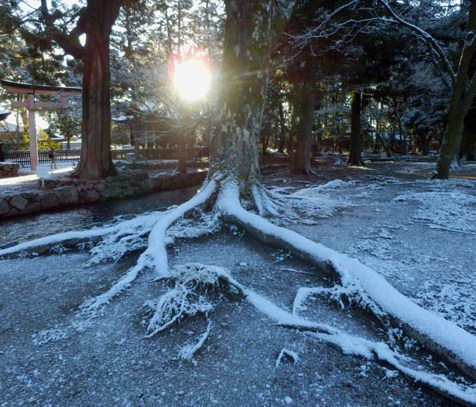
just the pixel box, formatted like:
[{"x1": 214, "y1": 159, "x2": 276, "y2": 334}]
[
  {"x1": 0, "y1": 170, "x2": 207, "y2": 219},
  {"x1": 0, "y1": 163, "x2": 20, "y2": 178},
  {"x1": 43, "y1": 170, "x2": 150, "y2": 204},
  {"x1": 0, "y1": 186, "x2": 78, "y2": 218},
  {"x1": 148, "y1": 171, "x2": 207, "y2": 193}
]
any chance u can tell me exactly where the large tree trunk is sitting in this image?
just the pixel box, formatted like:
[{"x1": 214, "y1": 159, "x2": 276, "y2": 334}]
[
  {"x1": 435, "y1": 1, "x2": 476, "y2": 179},
  {"x1": 208, "y1": 0, "x2": 279, "y2": 195},
  {"x1": 436, "y1": 98, "x2": 468, "y2": 177},
  {"x1": 291, "y1": 80, "x2": 315, "y2": 174},
  {"x1": 72, "y1": 0, "x2": 121, "y2": 179},
  {"x1": 347, "y1": 91, "x2": 364, "y2": 166}
]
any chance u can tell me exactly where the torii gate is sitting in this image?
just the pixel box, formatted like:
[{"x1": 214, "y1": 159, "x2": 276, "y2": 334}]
[{"x1": 1, "y1": 80, "x2": 81, "y2": 171}]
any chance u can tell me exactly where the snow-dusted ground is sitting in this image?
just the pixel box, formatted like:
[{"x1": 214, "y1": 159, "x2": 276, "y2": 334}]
[
  {"x1": 282, "y1": 162, "x2": 476, "y2": 336},
  {"x1": 0, "y1": 160, "x2": 475, "y2": 406}
]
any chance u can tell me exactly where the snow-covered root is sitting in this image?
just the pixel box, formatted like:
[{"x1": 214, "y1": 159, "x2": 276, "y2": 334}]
[
  {"x1": 275, "y1": 348, "x2": 299, "y2": 370},
  {"x1": 80, "y1": 251, "x2": 153, "y2": 316},
  {"x1": 140, "y1": 261, "x2": 476, "y2": 405},
  {"x1": 144, "y1": 263, "x2": 244, "y2": 337},
  {"x1": 245, "y1": 288, "x2": 476, "y2": 406},
  {"x1": 80, "y1": 182, "x2": 219, "y2": 315},
  {"x1": 145, "y1": 180, "x2": 217, "y2": 277},
  {"x1": 251, "y1": 183, "x2": 280, "y2": 217},
  {"x1": 217, "y1": 179, "x2": 476, "y2": 381},
  {"x1": 0, "y1": 210, "x2": 163, "y2": 259},
  {"x1": 87, "y1": 213, "x2": 164, "y2": 265},
  {"x1": 178, "y1": 320, "x2": 213, "y2": 364}
]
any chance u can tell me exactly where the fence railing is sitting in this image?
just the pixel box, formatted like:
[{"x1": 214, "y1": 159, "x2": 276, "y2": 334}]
[
  {"x1": 0, "y1": 146, "x2": 209, "y2": 167},
  {"x1": 111, "y1": 147, "x2": 209, "y2": 161}
]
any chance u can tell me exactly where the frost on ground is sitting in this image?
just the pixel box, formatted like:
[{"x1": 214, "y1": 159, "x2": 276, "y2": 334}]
[
  {"x1": 294, "y1": 174, "x2": 476, "y2": 336},
  {"x1": 394, "y1": 179, "x2": 476, "y2": 234},
  {"x1": 0, "y1": 162, "x2": 475, "y2": 406}
]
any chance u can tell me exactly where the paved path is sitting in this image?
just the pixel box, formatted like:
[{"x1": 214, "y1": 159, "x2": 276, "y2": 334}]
[{"x1": 0, "y1": 165, "x2": 74, "y2": 195}]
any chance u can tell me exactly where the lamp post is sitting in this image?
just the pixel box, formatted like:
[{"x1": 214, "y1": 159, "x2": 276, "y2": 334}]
[{"x1": 169, "y1": 47, "x2": 211, "y2": 174}]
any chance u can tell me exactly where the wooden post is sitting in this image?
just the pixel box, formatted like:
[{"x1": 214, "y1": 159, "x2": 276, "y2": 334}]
[{"x1": 27, "y1": 94, "x2": 39, "y2": 171}]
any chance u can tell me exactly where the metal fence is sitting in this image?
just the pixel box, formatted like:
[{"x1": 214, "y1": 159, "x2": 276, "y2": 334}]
[
  {"x1": 1, "y1": 149, "x2": 81, "y2": 167},
  {"x1": 0, "y1": 146, "x2": 209, "y2": 167}
]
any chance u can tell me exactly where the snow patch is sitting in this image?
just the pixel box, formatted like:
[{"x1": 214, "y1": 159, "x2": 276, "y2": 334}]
[{"x1": 394, "y1": 185, "x2": 476, "y2": 234}]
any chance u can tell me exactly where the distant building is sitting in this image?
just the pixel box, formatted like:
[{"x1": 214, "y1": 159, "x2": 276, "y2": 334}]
[{"x1": 0, "y1": 110, "x2": 24, "y2": 143}]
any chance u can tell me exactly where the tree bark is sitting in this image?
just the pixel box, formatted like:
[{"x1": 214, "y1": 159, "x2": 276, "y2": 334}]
[
  {"x1": 435, "y1": 2, "x2": 476, "y2": 179},
  {"x1": 460, "y1": 106, "x2": 476, "y2": 161},
  {"x1": 209, "y1": 0, "x2": 285, "y2": 195},
  {"x1": 72, "y1": 0, "x2": 121, "y2": 179},
  {"x1": 277, "y1": 102, "x2": 288, "y2": 153},
  {"x1": 347, "y1": 91, "x2": 364, "y2": 166},
  {"x1": 291, "y1": 80, "x2": 315, "y2": 174}
]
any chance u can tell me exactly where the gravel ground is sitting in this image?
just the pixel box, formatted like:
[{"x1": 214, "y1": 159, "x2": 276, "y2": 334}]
[{"x1": 1, "y1": 159, "x2": 474, "y2": 406}]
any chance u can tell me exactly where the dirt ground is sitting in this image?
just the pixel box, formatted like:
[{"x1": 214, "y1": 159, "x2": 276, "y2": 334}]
[{"x1": 1, "y1": 158, "x2": 474, "y2": 406}]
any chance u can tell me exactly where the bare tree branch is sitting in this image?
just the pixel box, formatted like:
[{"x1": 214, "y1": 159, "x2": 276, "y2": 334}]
[
  {"x1": 288, "y1": 0, "x2": 456, "y2": 90},
  {"x1": 377, "y1": 0, "x2": 455, "y2": 86}
]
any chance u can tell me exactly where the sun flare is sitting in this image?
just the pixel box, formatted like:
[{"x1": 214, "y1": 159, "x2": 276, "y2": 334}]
[{"x1": 173, "y1": 58, "x2": 212, "y2": 102}]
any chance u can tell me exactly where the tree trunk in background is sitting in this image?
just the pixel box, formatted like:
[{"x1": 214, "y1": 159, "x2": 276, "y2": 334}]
[
  {"x1": 287, "y1": 96, "x2": 299, "y2": 155},
  {"x1": 291, "y1": 79, "x2": 315, "y2": 174},
  {"x1": 277, "y1": 102, "x2": 288, "y2": 153},
  {"x1": 347, "y1": 91, "x2": 364, "y2": 166},
  {"x1": 460, "y1": 105, "x2": 476, "y2": 161},
  {"x1": 209, "y1": 0, "x2": 294, "y2": 196},
  {"x1": 435, "y1": 1, "x2": 476, "y2": 179},
  {"x1": 73, "y1": 0, "x2": 121, "y2": 179}
]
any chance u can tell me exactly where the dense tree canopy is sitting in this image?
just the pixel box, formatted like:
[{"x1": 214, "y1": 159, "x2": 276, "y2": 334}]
[{"x1": 0, "y1": 0, "x2": 474, "y2": 178}]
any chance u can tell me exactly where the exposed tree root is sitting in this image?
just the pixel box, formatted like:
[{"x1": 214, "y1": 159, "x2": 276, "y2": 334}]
[
  {"x1": 0, "y1": 210, "x2": 164, "y2": 259},
  {"x1": 145, "y1": 180, "x2": 218, "y2": 277},
  {"x1": 275, "y1": 348, "x2": 299, "y2": 370},
  {"x1": 2, "y1": 175, "x2": 476, "y2": 404},
  {"x1": 141, "y1": 260, "x2": 476, "y2": 405},
  {"x1": 178, "y1": 320, "x2": 213, "y2": 364},
  {"x1": 244, "y1": 286, "x2": 476, "y2": 407},
  {"x1": 144, "y1": 263, "x2": 244, "y2": 337},
  {"x1": 81, "y1": 182, "x2": 218, "y2": 314},
  {"x1": 216, "y1": 179, "x2": 476, "y2": 382}
]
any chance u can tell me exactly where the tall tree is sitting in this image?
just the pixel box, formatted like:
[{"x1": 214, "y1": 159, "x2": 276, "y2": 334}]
[
  {"x1": 460, "y1": 104, "x2": 476, "y2": 160},
  {"x1": 38, "y1": 0, "x2": 122, "y2": 179},
  {"x1": 208, "y1": 0, "x2": 293, "y2": 196},
  {"x1": 291, "y1": 71, "x2": 316, "y2": 174},
  {"x1": 435, "y1": 1, "x2": 476, "y2": 178},
  {"x1": 283, "y1": 0, "x2": 320, "y2": 175},
  {"x1": 347, "y1": 90, "x2": 364, "y2": 165}
]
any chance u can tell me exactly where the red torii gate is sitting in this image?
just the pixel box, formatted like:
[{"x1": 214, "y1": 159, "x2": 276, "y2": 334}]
[{"x1": 1, "y1": 80, "x2": 81, "y2": 171}]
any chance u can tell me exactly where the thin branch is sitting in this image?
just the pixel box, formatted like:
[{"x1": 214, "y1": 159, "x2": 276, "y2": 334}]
[
  {"x1": 288, "y1": 0, "x2": 456, "y2": 89},
  {"x1": 378, "y1": 0, "x2": 455, "y2": 83}
]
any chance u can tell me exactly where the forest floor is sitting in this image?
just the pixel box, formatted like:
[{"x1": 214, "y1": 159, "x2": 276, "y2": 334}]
[{"x1": 0, "y1": 157, "x2": 475, "y2": 406}]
